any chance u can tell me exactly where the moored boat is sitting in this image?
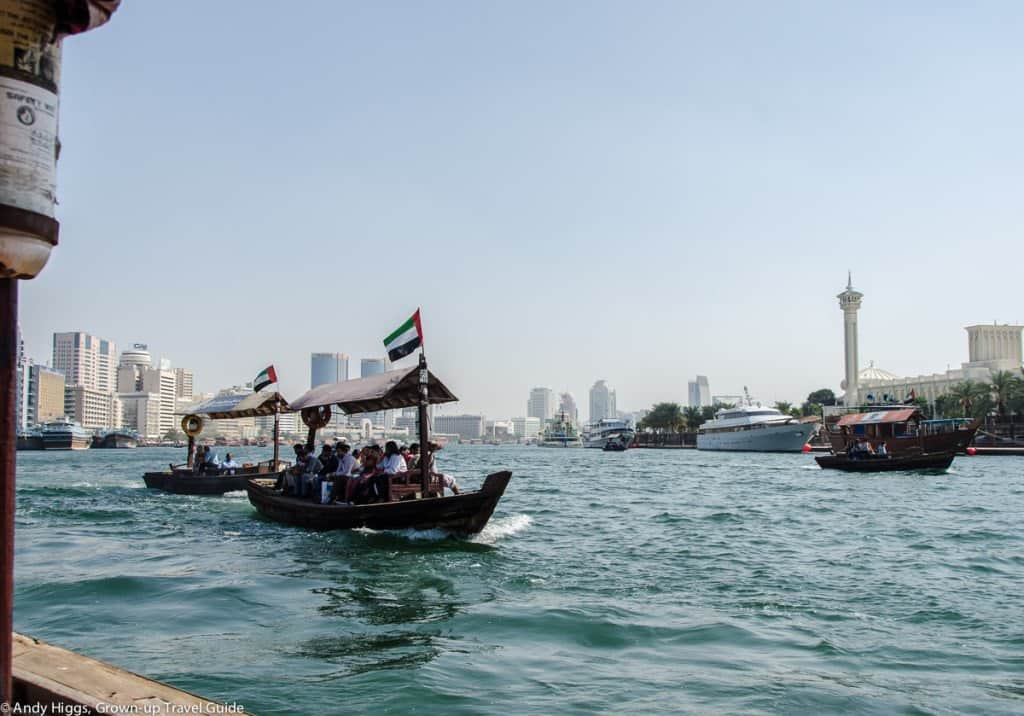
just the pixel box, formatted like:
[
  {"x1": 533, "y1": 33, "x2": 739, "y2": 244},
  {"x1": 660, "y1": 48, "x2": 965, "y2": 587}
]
[
  {"x1": 697, "y1": 394, "x2": 818, "y2": 452},
  {"x1": 538, "y1": 412, "x2": 582, "y2": 447},
  {"x1": 816, "y1": 451, "x2": 956, "y2": 472},
  {"x1": 40, "y1": 419, "x2": 92, "y2": 450},
  {"x1": 248, "y1": 354, "x2": 512, "y2": 535},
  {"x1": 92, "y1": 429, "x2": 138, "y2": 449},
  {"x1": 16, "y1": 430, "x2": 43, "y2": 451},
  {"x1": 583, "y1": 418, "x2": 636, "y2": 449}
]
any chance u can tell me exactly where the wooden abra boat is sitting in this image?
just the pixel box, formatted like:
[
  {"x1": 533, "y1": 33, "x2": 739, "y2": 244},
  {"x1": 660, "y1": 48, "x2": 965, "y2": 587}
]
[
  {"x1": 816, "y1": 451, "x2": 956, "y2": 472},
  {"x1": 248, "y1": 471, "x2": 511, "y2": 532},
  {"x1": 822, "y1": 406, "x2": 980, "y2": 457},
  {"x1": 143, "y1": 391, "x2": 291, "y2": 495},
  {"x1": 247, "y1": 355, "x2": 512, "y2": 534}
]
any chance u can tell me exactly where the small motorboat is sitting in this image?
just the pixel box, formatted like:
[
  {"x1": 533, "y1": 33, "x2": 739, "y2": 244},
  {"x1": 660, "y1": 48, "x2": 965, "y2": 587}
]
[{"x1": 815, "y1": 451, "x2": 956, "y2": 472}]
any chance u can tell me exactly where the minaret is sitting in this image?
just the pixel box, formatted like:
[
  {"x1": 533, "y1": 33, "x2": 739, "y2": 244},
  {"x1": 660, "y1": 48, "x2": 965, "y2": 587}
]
[{"x1": 837, "y1": 272, "x2": 863, "y2": 406}]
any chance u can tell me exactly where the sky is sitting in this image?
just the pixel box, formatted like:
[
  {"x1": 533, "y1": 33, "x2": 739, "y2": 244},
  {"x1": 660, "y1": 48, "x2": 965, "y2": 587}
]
[{"x1": 18, "y1": 1, "x2": 1024, "y2": 420}]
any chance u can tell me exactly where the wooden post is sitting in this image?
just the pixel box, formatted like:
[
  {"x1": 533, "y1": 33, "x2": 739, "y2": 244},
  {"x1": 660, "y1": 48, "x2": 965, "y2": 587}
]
[
  {"x1": 1, "y1": 278, "x2": 17, "y2": 705},
  {"x1": 417, "y1": 353, "x2": 431, "y2": 497},
  {"x1": 186, "y1": 435, "x2": 195, "y2": 468},
  {"x1": 273, "y1": 401, "x2": 280, "y2": 470}
]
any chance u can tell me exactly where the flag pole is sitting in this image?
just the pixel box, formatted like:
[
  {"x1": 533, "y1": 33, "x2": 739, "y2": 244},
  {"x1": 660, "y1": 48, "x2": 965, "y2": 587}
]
[
  {"x1": 417, "y1": 349, "x2": 431, "y2": 497},
  {"x1": 273, "y1": 398, "x2": 280, "y2": 470}
]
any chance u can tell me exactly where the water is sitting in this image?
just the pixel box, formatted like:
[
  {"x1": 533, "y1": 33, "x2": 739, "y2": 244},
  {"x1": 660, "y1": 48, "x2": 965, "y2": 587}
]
[{"x1": 12, "y1": 446, "x2": 1024, "y2": 714}]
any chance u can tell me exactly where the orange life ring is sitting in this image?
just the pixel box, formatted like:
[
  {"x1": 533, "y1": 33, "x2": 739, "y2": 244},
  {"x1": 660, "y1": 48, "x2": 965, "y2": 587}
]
[
  {"x1": 301, "y1": 405, "x2": 332, "y2": 430},
  {"x1": 181, "y1": 415, "x2": 203, "y2": 437}
]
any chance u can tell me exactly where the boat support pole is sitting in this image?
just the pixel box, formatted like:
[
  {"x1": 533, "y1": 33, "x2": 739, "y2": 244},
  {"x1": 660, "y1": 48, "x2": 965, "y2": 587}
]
[
  {"x1": 1, "y1": 278, "x2": 17, "y2": 704},
  {"x1": 273, "y1": 402, "x2": 280, "y2": 470},
  {"x1": 418, "y1": 353, "x2": 430, "y2": 497}
]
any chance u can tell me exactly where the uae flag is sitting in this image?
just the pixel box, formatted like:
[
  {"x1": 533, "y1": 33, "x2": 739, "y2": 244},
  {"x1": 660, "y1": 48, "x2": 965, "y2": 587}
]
[
  {"x1": 384, "y1": 309, "x2": 423, "y2": 362},
  {"x1": 254, "y1": 365, "x2": 277, "y2": 392}
]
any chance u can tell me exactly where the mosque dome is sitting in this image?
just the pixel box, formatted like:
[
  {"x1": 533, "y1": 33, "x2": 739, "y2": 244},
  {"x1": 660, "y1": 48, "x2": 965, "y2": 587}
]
[{"x1": 859, "y1": 360, "x2": 899, "y2": 382}]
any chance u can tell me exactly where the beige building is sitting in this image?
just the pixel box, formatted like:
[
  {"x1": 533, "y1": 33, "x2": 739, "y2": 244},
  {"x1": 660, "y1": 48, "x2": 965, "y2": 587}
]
[
  {"x1": 120, "y1": 393, "x2": 162, "y2": 439},
  {"x1": 859, "y1": 324, "x2": 1023, "y2": 407},
  {"x1": 52, "y1": 331, "x2": 117, "y2": 392},
  {"x1": 64, "y1": 385, "x2": 121, "y2": 430},
  {"x1": 174, "y1": 368, "x2": 194, "y2": 400},
  {"x1": 141, "y1": 367, "x2": 177, "y2": 436},
  {"x1": 27, "y1": 366, "x2": 65, "y2": 425}
]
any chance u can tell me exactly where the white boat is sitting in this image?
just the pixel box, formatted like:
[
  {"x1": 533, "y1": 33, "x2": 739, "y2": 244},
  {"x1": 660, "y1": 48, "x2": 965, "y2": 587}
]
[
  {"x1": 538, "y1": 412, "x2": 582, "y2": 447},
  {"x1": 40, "y1": 419, "x2": 93, "y2": 450},
  {"x1": 583, "y1": 419, "x2": 636, "y2": 449},
  {"x1": 697, "y1": 397, "x2": 818, "y2": 453}
]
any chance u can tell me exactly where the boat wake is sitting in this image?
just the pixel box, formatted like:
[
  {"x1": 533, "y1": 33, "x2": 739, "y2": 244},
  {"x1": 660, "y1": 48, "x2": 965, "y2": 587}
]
[{"x1": 471, "y1": 514, "x2": 532, "y2": 545}]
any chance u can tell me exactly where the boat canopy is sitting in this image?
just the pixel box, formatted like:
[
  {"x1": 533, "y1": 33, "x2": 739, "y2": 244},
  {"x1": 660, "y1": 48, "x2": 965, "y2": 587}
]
[
  {"x1": 179, "y1": 391, "x2": 290, "y2": 419},
  {"x1": 837, "y1": 408, "x2": 918, "y2": 426},
  {"x1": 290, "y1": 365, "x2": 457, "y2": 414}
]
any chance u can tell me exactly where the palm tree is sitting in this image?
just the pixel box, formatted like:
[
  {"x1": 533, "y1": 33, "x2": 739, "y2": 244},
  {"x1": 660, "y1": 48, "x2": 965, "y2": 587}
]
[
  {"x1": 683, "y1": 406, "x2": 703, "y2": 431},
  {"x1": 989, "y1": 370, "x2": 1023, "y2": 419},
  {"x1": 946, "y1": 380, "x2": 992, "y2": 419},
  {"x1": 774, "y1": 401, "x2": 793, "y2": 415}
]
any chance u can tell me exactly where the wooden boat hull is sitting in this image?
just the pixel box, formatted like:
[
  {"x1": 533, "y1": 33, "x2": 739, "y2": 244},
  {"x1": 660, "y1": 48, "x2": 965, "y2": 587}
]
[
  {"x1": 143, "y1": 469, "x2": 281, "y2": 495},
  {"x1": 246, "y1": 471, "x2": 512, "y2": 534},
  {"x1": 815, "y1": 452, "x2": 956, "y2": 472}
]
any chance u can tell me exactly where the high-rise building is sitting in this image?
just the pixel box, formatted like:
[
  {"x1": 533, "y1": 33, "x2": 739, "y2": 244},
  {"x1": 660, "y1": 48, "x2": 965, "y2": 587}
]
[
  {"x1": 433, "y1": 413, "x2": 485, "y2": 440},
  {"x1": 528, "y1": 387, "x2": 554, "y2": 423},
  {"x1": 120, "y1": 393, "x2": 162, "y2": 438},
  {"x1": 687, "y1": 376, "x2": 710, "y2": 408},
  {"x1": 311, "y1": 352, "x2": 349, "y2": 388},
  {"x1": 359, "y1": 357, "x2": 391, "y2": 428},
  {"x1": 64, "y1": 385, "x2": 121, "y2": 430},
  {"x1": 52, "y1": 331, "x2": 117, "y2": 392},
  {"x1": 174, "y1": 367, "x2": 194, "y2": 400},
  {"x1": 589, "y1": 380, "x2": 617, "y2": 423},
  {"x1": 141, "y1": 366, "x2": 177, "y2": 436},
  {"x1": 15, "y1": 324, "x2": 28, "y2": 430},
  {"x1": 559, "y1": 392, "x2": 578, "y2": 424},
  {"x1": 27, "y1": 365, "x2": 65, "y2": 425}
]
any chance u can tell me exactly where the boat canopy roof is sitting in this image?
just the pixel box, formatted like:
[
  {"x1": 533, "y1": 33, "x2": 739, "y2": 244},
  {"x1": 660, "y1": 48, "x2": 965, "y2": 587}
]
[
  {"x1": 289, "y1": 365, "x2": 457, "y2": 414},
  {"x1": 837, "y1": 408, "x2": 918, "y2": 426},
  {"x1": 180, "y1": 391, "x2": 290, "y2": 419}
]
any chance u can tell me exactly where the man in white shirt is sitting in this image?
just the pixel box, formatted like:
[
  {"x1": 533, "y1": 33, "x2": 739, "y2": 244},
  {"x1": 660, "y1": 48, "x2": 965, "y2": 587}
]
[{"x1": 221, "y1": 453, "x2": 240, "y2": 475}]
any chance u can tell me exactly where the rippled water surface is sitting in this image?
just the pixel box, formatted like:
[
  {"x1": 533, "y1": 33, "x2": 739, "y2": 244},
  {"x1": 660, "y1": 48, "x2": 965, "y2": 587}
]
[{"x1": 13, "y1": 446, "x2": 1024, "y2": 714}]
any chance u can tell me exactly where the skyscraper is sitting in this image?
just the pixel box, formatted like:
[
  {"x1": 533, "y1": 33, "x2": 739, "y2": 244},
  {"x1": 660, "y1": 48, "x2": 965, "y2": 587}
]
[
  {"x1": 589, "y1": 380, "x2": 617, "y2": 423},
  {"x1": 559, "y1": 392, "x2": 578, "y2": 424},
  {"x1": 311, "y1": 352, "x2": 349, "y2": 388},
  {"x1": 528, "y1": 387, "x2": 554, "y2": 423},
  {"x1": 174, "y1": 367, "x2": 194, "y2": 400},
  {"x1": 52, "y1": 331, "x2": 117, "y2": 392},
  {"x1": 687, "y1": 376, "x2": 710, "y2": 408},
  {"x1": 360, "y1": 357, "x2": 391, "y2": 428}
]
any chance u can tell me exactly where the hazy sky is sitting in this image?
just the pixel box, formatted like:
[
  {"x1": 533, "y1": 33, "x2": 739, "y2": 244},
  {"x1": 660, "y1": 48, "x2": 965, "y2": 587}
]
[{"x1": 19, "y1": 1, "x2": 1024, "y2": 420}]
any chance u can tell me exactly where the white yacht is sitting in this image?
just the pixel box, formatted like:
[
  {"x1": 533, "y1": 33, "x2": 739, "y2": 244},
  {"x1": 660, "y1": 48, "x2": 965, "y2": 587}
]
[
  {"x1": 583, "y1": 419, "x2": 636, "y2": 449},
  {"x1": 697, "y1": 399, "x2": 818, "y2": 452}
]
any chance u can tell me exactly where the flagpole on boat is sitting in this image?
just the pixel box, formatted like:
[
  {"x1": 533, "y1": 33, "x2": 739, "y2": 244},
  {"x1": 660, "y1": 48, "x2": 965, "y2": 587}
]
[
  {"x1": 418, "y1": 350, "x2": 431, "y2": 497},
  {"x1": 273, "y1": 399, "x2": 280, "y2": 470}
]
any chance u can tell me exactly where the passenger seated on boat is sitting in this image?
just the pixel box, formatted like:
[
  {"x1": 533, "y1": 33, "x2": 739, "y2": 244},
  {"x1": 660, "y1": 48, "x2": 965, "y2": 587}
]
[
  {"x1": 300, "y1": 449, "x2": 323, "y2": 500},
  {"x1": 198, "y1": 446, "x2": 220, "y2": 475},
  {"x1": 331, "y1": 443, "x2": 358, "y2": 503},
  {"x1": 221, "y1": 453, "x2": 240, "y2": 475},
  {"x1": 311, "y1": 444, "x2": 338, "y2": 503},
  {"x1": 350, "y1": 445, "x2": 392, "y2": 504},
  {"x1": 876, "y1": 442, "x2": 888, "y2": 456},
  {"x1": 380, "y1": 441, "x2": 408, "y2": 480},
  {"x1": 406, "y1": 443, "x2": 420, "y2": 470},
  {"x1": 441, "y1": 473, "x2": 460, "y2": 496}
]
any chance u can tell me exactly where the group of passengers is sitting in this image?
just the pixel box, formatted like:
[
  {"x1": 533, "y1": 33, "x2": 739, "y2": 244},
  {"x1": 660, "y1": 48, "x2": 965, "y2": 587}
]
[
  {"x1": 279, "y1": 440, "x2": 458, "y2": 505},
  {"x1": 847, "y1": 438, "x2": 888, "y2": 459},
  {"x1": 192, "y1": 446, "x2": 241, "y2": 475}
]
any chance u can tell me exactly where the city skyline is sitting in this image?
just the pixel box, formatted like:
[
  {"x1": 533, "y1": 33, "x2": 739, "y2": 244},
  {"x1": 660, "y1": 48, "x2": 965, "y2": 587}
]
[{"x1": 17, "y1": 2, "x2": 1024, "y2": 420}]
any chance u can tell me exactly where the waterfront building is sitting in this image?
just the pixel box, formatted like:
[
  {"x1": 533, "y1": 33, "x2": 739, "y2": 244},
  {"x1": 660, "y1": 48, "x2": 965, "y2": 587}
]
[
  {"x1": 528, "y1": 387, "x2": 555, "y2": 423},
  {"x1": 311, "y1": 352, "x2": 349, "y2": 387},
  {"x1": 27, "y1": 365, "x2": 65, "y2": 425},
  {"x1": 687, "y1": 376, "x2": 711, "y2": 408},
  {"x1": 511, "y1": 416, "x2": 542, "y2": 439},
  {"x1": 837, "y1": 274, "x2": 864, "y2": 406},
  {"x1": 559, "y1": 392, "x2": 578, "y2": 424},
  {"x1": 174, "y1": 368, "x2": 194, "y2": 400},
  {"x1": 588, "y1": 380, "x2": 617, "y2": 423},
  {"x1": 485, "y1": 420, "x2": 514, "y2": 439},
  {"x1": 15, "y1": 324, "x2": 28, "y2": 430},
  {"x1": 120, "y1": 392, "x2": 162, "y2": 439},
  {"x1": 856, "y1": 325, "x2": 1024, "y2": 410},
  {"x1": 433, "y1": 413, "x2": 485, "y2": 440},
  {"x1": 141, "y1": 367, "x2": 177, "y2": 437},
  {"x1": 52, "y1": 331, "x2": 118, "y2": 392},
  {"x1": 64, "y1": 385, "x2": 121, "y2": 430}
]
